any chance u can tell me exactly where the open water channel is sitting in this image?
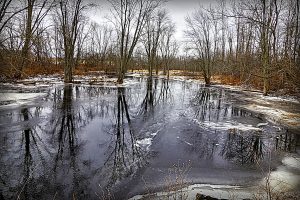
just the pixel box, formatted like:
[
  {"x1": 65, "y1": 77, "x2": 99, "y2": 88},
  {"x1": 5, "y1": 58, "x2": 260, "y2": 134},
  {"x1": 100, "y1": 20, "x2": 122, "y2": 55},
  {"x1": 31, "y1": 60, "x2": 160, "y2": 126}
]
[{"x1": 0, "y1": 76, "x2": 299, "y2": 199}]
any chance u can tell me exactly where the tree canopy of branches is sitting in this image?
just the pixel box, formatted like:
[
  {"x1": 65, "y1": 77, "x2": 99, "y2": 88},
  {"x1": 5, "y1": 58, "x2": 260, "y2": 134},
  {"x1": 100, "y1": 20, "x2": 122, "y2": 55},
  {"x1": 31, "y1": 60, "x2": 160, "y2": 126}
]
[
  {"x1": 108, "y1": 0, "x2": 162, "y2": 83},
  {"x1": 0, "y1": 0, "x2": 299, "y2": 95},
  {"x1": 185, "y1": 7, "x2": 216, "y2": 85},
  {"x1": 57, "y1": 0, "x2": 89, "y2": 83}
]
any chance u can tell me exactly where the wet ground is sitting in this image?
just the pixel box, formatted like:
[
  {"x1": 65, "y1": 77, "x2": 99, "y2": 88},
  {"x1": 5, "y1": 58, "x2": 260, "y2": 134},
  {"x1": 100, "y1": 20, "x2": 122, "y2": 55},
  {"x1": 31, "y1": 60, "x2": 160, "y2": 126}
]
[{"x1": 0, "y1": 76, "x2": 299, "y2": 200}]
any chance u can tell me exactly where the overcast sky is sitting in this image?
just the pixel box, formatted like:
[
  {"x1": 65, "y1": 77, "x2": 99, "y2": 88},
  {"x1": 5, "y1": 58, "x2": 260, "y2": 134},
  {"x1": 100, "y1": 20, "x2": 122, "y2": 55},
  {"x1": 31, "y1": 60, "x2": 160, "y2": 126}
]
[{"x1": 88, "y1": 0, "x2": 217, "y2": 42}]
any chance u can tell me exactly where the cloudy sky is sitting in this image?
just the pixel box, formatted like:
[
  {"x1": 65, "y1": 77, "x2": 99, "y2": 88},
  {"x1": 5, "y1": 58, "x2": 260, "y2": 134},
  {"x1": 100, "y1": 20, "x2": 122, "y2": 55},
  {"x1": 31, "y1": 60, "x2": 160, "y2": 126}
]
[
  {"x1": 164, "y1": 0, "x2": 215, "y2": 40},
  {"x1": 88, "y1": 0, "x2": 217, "y2": 42}
]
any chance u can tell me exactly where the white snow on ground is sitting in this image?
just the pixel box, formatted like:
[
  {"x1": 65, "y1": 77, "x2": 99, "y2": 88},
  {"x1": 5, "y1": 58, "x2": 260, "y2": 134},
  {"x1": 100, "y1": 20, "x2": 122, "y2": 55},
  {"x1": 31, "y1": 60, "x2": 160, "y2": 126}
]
[
  {"x1": 0, "y1": 93, "x2": 47, "y2": 108},
  {"x1": 260, "y1": 155, "x2": 300, "y2": 193},
  {"x1": 118, "y1": 78, "x2": 141, "y2": 87},
  {"x1": 135, "y1": 129, "x2": 161, "y2": 151},
  {"x1": 135, "y1": 138, "x2": 153, "y2": 151},
  {"x1": 0, "y1": 93, "x2": 46, "y2": 102},
  {"x1": 256, "y1": 122, "x2": 268, "y2": 127},
  {"x1": 259, "y1": 94, "x2": 299, "y2": 104},
  {"x1": 242, "y1": 104, "x2": 300, "y2": 129},
  {"x1": 126, "y1": 73, "x2": 145, "y2": 78},
  {"x1": 192, "y1": 119, "x2": 261, "y2": 132},
  {"x1": 129, "y1": 184, "x2": 256, "y2": 200},
  {"x1": 23, "y1": 75, "x2": 62, "y2": 82},
  {"x1": 130, "y1": 154, "x2": 300, "y2": 200},
  {"x1": 282, "y1": 156, "x2": 300, "y2": 169}
]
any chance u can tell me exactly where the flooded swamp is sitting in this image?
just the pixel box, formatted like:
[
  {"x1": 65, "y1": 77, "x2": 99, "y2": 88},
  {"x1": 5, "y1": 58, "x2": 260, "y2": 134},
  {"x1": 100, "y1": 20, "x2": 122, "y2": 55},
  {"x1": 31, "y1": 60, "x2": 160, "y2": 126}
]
[{"x1": 0, "y1": 75, "x2": 299, "y2": 199}]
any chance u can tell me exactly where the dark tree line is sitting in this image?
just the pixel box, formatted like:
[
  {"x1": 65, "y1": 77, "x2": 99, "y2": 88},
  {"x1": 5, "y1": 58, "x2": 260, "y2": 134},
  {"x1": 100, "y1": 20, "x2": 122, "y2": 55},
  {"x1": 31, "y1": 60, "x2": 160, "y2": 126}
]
[
  {"x1": 0, "y1": 0, "x2": 299, "y2": 94},
  {"x1": 185, "y1": 0, "x2": 300, "y2": 95}
]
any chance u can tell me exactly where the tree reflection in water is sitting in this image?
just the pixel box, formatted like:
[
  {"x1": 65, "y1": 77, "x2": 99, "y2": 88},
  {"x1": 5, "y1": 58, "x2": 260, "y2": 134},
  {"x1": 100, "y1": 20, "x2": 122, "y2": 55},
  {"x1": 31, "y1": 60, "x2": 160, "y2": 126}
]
[
  {"x1": 139, "y1": 78, "x2": 157, "y2": 116},
  {"x1": 19, "y1": 108, "x2": 33, "y2": 199},
  {"x1": 275, "y1": 131, "x2": 297, "y2": 152},
  {"x1": 0, "y1": 105, "x2": 54, "y2": 199},
  {"x1": 139, "y1": 77, "x2": 172, "y2": 118},
  {"x1": 221, "y1": 133, "x2": 264, "y2": 164},
  {"x1": 49, "y1": 85, "x2": 92, "y2": 199},
  {"x1": 189, "y1": 86, "x2": 299, "y2": 165},
  {"x1": 99, "y1": 87, "x2": 145, "y2": 189},
  {"x1": 0, "y1": 78, "x2": 298, "y2": 199},
  {"x1": 192, "y1": 87, "x2": 223, "y2": 121},
  {"x1": 191, "y1": 87, "x2": 258, "y2": 121}
]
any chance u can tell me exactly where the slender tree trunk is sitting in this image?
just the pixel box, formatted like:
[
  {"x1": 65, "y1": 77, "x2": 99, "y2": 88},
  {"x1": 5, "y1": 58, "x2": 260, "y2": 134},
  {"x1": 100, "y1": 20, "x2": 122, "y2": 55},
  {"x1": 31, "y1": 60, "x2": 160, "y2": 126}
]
[{"x1": 17, "y1": 0, "x2": 34, "y2": 78}]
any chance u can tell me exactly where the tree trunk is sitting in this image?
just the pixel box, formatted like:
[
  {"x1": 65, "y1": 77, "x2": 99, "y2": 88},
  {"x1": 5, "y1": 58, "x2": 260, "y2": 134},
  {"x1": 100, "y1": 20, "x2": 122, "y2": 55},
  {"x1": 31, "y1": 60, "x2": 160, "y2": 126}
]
[{"x1": 17, "y1": 0, "x2": 34, "y2": 79}]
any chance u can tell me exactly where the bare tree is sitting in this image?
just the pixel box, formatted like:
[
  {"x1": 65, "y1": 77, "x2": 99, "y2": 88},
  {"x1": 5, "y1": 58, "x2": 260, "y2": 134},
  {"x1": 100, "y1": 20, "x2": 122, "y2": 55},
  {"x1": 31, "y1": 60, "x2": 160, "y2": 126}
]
[
  {"x1": 142, "y1": 9, "x2": 168, "y2": 77},
  {"x1": 57, "y1": 0, "x2": 90, "y2": 83},
  {"x1": 89, "y1": 23, "x2": 114, "y2": 71},
  {"x1": 231, "y1": 0, "x2": 283, "y2": 95},
  {"x1": 14, "y1": 0, "x2": 55, "y2": 78},
  {"x1": 159, "y1": 22, "x2": 177, "y2": 78},
  {"x1": 185, "y1": 7, "x2": 215, "y2": 85},
  {"x1": 0, "y1": 0, "x2": 27, "y2": 35},
  {"x1": 108, "y1": 0, "x2": 162, "y2": 83}
]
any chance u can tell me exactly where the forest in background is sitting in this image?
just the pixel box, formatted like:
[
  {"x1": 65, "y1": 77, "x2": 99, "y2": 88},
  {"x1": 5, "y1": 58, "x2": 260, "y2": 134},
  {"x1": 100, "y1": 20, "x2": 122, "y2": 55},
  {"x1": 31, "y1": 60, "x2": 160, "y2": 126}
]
[{"x1": 0, "y1": 0, "x2": 299, "y2": 96}]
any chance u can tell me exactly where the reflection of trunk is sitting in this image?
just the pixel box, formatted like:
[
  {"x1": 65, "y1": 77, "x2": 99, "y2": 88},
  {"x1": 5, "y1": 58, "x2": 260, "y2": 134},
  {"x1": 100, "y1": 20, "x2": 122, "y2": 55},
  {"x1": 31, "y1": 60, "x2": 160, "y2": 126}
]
[
  {"x1": 21, "y1": 108, "x2": 32, "y2": 199},
  {"x1": 194, "y1": 87, "x2": 211, "y2": 121},
  {"x1": 56, "y1": 85, "x2": 75, "y2": 158},
  {"x1": 193, "y1": 88, "x2": 248, "y2": 122},
  {"x1": 52, "y1": 85, "x2": 86, "y2": 198},
  {"x1": 17, "y1": 0, "x2": 34, "y2": 78},
  {"x1": 21, "y1": 108, "x2": 32, "y2": 163},
  {"x1": 105, "y1": 87, "x2": 143, "y2": 185},
  {"x1": 221, "y1": 134, "x2": 264, "y2": 164},
  {"x1": 275, "y1": 132, "x2": 296, "y2": 152},
  {"x1": 139, "y1": 78, "x2": 156, "y2": 115},
  {"x1": 158, "y1": 78, "x2": 170, "y2": 102}
]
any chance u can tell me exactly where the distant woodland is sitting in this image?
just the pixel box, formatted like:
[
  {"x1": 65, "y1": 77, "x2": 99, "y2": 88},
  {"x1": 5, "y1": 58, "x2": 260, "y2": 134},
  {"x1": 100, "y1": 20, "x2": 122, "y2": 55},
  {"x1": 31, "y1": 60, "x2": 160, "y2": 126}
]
[{"x1": 0, "y1": 0, "x2": 299, "y2": 95}]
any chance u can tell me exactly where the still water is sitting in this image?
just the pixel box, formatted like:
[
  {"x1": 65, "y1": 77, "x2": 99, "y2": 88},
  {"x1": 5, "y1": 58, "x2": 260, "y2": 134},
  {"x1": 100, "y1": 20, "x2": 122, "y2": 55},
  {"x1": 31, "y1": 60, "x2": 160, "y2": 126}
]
[{"x1": 0, "y1": 77, "x2": 298, "y2": 199}]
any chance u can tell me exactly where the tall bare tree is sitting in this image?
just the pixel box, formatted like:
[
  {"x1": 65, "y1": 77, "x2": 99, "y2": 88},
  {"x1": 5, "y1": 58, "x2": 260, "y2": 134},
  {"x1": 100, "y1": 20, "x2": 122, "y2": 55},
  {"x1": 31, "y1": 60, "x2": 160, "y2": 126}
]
[
  {"x1": 0, "y1": 0, "x2": 27, "y2": 35},
  {"x1": 185, "y1": 7, "x2": 215, "y2": 85},
  {"x1": 142, "y1": 9, "x2": 168, "y2": 77},
  {"x1": 15, "y1": 0, "x2": 55, "y2": 78},
  {"x1": 159, "y1": 22, "x2": 177, "y2": 78},
  {"x1": 57, "y1": 0, "x2": 89, "y2": 83},
  {"x1": 108, "y1": 0, "x2": 161, "y2": 83},
  {"x1": 232, "y1": 0, "x2": 283, "y2": 95}
]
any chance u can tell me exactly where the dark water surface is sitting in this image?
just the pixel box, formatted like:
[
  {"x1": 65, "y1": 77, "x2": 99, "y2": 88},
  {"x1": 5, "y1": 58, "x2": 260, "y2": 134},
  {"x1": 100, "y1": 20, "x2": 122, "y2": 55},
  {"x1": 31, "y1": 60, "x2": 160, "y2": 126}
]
[{"x1": 0, "y1": 77, "x2": 299, "y2": 199}]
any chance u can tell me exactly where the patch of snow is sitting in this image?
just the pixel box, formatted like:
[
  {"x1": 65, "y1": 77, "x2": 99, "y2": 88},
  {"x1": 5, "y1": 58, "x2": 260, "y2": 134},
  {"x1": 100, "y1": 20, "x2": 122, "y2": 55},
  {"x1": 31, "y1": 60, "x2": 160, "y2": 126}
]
[
  {"x1": 282, "y1": 156, "x2": 300, "y2": 169},
  {"x1": 151, "y1": 130, "x2": 159, "y2": 137},
  {"x1": 0, "y1": 93, "x2": 46, "y2": 102},
  {"x1": 129, "y1": 183, "x2": 255, "y2": 200},
  {"x1": 0, "y1": 92, "x2": 47, "y2": 109},
  {"x1": 193, "y1": 119, "x2": 261, "y2": 132},
  {"x1": 262, "y1": 167, "x2": 300, "y2": 192},
  {"x1": 259, "y1": 154, "x2": 300, "y2": 193},
  {"x1": 259, "y1": 94, "x2": 300, "y2": 104},
  {"x1": 184, "y1": 141, "x2": 193, "y2": 146},
  {"x1": 126, "y1": 73, "x2": 145, "y2": 78},
  {"x1": 119, "y1": 79, "x2": 141, "y2": 87},
  {"x1": 242, "y1": 104, "x2": 300, "y2": 128},
  {"x1": 136, "y1": 138, "x2": 153, "y2": 151},
  {"x1": 257, "y1": 122, "x2": 268, "y2": 127}
]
